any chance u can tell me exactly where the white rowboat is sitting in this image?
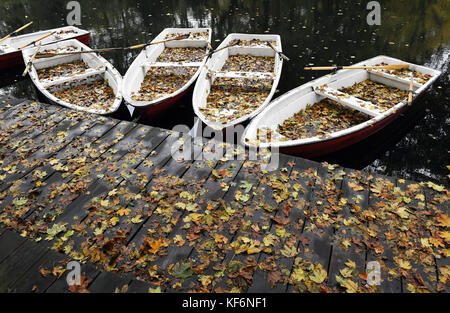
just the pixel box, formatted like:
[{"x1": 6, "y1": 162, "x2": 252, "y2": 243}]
[
  {"x1": 22, "y1": 39, "x2": 123, "y2": 115},
  {"x1": 123, "y1": 28, "x2": 212, "y2": 119},
  {"x1": 242, "y1": 55, "x2": 441, "y2": 158},
  {"x1": 193, "y1": 33, "x2": 284, "y2": 130}
]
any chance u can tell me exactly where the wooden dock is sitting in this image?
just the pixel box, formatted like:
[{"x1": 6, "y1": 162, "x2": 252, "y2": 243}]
[{"x1": 0, "y1": 95, "x2": 448, "y2": 293}]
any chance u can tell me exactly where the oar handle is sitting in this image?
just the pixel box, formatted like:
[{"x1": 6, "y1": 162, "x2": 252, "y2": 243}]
[
  {"x1": 0, "y1": 21, "x2": 33, "y2": 43},
  {"x1": 35, "y1": 47, "x2": 123, "y2": 58},
  {"x1": 267, "y1": 42, "x2": 289, "y2": 61},
  {"x1": 408, "y1": 76, "x2": 414, "y2": 104},
  {"x1": 22, "y1": 43, "x2": 41, "y2": 76},
  {"x1": 305, "y1": 64, "x2": 410, "y2": 71},
  {"x1": 129, "y1": 43, "x2": 146, "y2": 50},
  {"x1": 19, "y1": 31, "x2": 56, "y2": 49},
  {"x1": 15, "y1": 21, "x2": 34, "y2": 34},
  {"x1": 128, "y1": 35, "x2": 190, "y2": 50}
]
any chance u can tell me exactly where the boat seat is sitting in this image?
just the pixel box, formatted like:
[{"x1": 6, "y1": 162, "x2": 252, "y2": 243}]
[
  {"x1": 141, "y1": 61, "x2": 203, "y2": 68},
  {"x1": 314, "y1": 86, "x2": 383, "y2": 117},
  {"x1": 40, "y1": 67, "x2": 106, "y2": 89},
  {"x1": 212, "y1": 71, "x2": 276, "y2": 80},
  {"x1": 367, "y1": 69, "x2": 424, "y2": 88}
]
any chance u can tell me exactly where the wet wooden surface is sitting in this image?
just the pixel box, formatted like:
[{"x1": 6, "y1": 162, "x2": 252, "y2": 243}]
[{"x1": 0, "y1": 95, "x2": 448, "y2": 293}]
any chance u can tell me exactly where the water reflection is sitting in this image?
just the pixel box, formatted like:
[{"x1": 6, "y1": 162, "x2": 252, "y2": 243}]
[{"x1": 0, "y1": 0, "x2": 448, "y2": 184}]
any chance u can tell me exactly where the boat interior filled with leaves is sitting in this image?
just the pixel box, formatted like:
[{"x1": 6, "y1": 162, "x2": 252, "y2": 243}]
[
  {"x1": 123, "y1": 28, "x2": 212, "y2": 119},
  {"x1": 22, "y1": 39, "x2": 123, "y2": 115},
  {"x1": 0, "y1": 25, "x2": 90, "y2": 70},
  {"x1": 242, "y1": 55, "x2": 441, "y2": 157},
  {"x1": 193, "y1": 33, "x2": 283, "y2": 130}
]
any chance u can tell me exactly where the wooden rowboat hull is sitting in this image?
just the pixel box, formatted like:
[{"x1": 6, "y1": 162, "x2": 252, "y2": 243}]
[
  {"x1": 123, "y1": 28, "x2": 212, "y2": 118},
  {"x1": 22, "y1": 39, "x2": 122, "y2": 116},
  {"x1": 0, "y1": 32, "x2": 90, "y2": 71},
  {"x1": 280, "y1": 103, "x2": 410, "y2": 158},
  {"x1": 242, "y1": 55, "x2": 441, "y2": 158}
]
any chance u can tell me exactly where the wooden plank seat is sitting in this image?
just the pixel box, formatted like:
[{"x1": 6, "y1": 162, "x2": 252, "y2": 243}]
[
  {"x1": 40, "y1": 67, "x2": 106, "y2": 89},
  {"x1": 314, "y1": 86, "x2": 384, "y2": 117}
]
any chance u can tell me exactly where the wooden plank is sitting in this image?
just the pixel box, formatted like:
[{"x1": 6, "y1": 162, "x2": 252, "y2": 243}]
[
  {"x1": 127, "y1": 279, "x2": 158, "y2": 293},
  {"x1": 396, "y1": 178, "x2": 439, "y2": 293},
  {"x1": 248, "y1": 157, "x2": 318, "y2": 293},
  {"x1": 0, "y1": 113, "x2": 98, "y2": 186},
  {"x1": 326, "y1": 170, "x2": 370, "y2": 292},
  {"x1": 46, "y1": 126, "x2": 167, "y2": 229},
  {"x1": 162, "y1": 150, "x2": 247, "y2": 287},
  {"x1": 0, "y1": 121, "x2": 141, "y2": 235},
  {"x1": 87, "y1": 271, "x2": 130, "y2": 293},
  {"x1": 0, "y1": 230, "x2": 26, "y2": 263},
  {"x1": 0, "y1": 96, "x2": 27, "y2": 109},
  {"x1": 0, "y1": 104, "x2": 64, "y2": 155},
  {"x1": 421, "y1": 182, "x2": 449, "y2": 293},
  {"x1": 364, "y1": 173, "x2": 402, "y2": 293},
  {"x1": 0, "y1": 117, "x2": 120, "y2": 222},
  {"x1": 0, "y1": 238, "x2": 48, "y2": 292},
  {"x1": 314, "y1": 86, "x2": 382, "y2": 117},
  {"x1": 44, "y1": 261, "x2": 101, "y2": 293},
  {"x1": 211, "y1": 154, "x2": 295, "y2": 293},
  {"x1": 8, "y1": 249, "x2": 66, "y2": 293}
]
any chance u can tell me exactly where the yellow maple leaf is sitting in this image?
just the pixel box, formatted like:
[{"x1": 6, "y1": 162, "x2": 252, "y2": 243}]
[
  {"x1": 439, "y1": 231, "x2": 450, "y2": 242},
  {"x1": 345, "y1": 260, "x2": 356, "y2": 269},
  {"x1": 436, "y1": 214, "x2": 450, "y2": 228},
  {"x1": 395, "y1": 257, "x2": 412, "y2": 270},
  {"x1": 117, "y1": 207, "x2": 130, "y2": 216},
  {"x1": 309, "y1": 264, "x2": 327, "y2": 284}
]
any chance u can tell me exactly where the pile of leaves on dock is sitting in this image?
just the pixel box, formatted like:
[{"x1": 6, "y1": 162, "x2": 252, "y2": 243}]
[
  {"x1": 374, "y1": 63, "x2": 432, "y2": 84},
  {"x1": 222, "y1": 55, "x2": 275, "y2": 72},
  {"x1": 274, "y1": 99, "x2": 371, "y2": 140},
  {"x1": 165, "y1": 32, "x2": 209, "y2": 40},
  {"x1": 49, "y1": 79, "x2": 116, "y2": 110},
  {"x1": 201, "y1": 77, "x2": 272, "y2": 124},
  {"x1": 0, "y1": 100, "x2": 448, "y2": 293},
  {"x1": 339, "y1": 80, "x2": 408, "y2": 112},
  {"x1": 132, "y1": 67, "x2": 198, "y2": 102},
  {"x1": 37, "y1": 60, "x2": 91, "y2": 81}
]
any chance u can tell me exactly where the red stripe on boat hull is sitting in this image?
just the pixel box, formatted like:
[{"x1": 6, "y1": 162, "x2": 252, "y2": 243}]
[
  {"x1": 280, "y1": 105, "x2": 409, "y2": 158},
  {"x1": 0, "y1": 33, "x2": 90, "y2": 71}
]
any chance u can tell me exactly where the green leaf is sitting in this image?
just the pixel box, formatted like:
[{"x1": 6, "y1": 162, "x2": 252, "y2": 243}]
[
  {"x1": 172, "y1": 262, "x2": 193, "y2": 279},
  {"x1": 240, "y1": 180, "x2": 253, "y2": 193}
]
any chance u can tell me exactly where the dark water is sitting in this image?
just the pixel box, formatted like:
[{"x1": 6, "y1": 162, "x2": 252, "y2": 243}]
[{"x1": 0, "y1": 0, "x2": 448, "y2": 185}]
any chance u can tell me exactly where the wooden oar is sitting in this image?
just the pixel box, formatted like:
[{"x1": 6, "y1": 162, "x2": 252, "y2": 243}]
[
  {"x1": 19, "y1": 31, "x2": 56, "y2": 50},
  {"x1": 35, "y1": 47, "x2": 123, "y2": 59},
  {"x1": 205, "y1": 40, "x2": 241, "y2": 59},
  {"x1": 266, "y1": 42, "x2": 290, "y2": 61},
  {"x1": 304, "y1": 64, "x2": 410, "y2": 71},
  {"x1": 128, "y1": 34, "x2": 190, "y2": 50},
  {"x1": 408, "y1": 75, "x2": 414, "y2": 105},
  {"x1": 0, "y1": 21, "x2": 33, "y2": 43},
  {"x1": 22, "y1": 43, "x2": 41, "y2": 76}
]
